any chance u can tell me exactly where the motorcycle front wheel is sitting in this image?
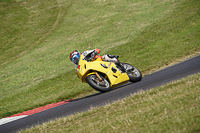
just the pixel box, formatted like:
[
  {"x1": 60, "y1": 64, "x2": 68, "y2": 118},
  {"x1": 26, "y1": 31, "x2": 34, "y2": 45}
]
[
  {"x1": 123, "y1": 63, "x2": 142, "y2": 82},
  {"x1": 86, "y1": 74, "x2": 111, "y2": 92}
]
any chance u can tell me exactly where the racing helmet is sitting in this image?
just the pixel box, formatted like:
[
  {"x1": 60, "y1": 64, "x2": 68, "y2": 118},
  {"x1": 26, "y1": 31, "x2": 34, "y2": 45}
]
[{"x1": 70, "y1": 50, "x2": 81, "y2": 65}]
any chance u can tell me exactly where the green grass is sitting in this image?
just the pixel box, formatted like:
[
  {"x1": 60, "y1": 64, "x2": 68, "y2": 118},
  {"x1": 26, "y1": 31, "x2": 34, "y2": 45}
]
[
  {"x1": 0, "y1": 0, "x2": 200, "y2": 118},
  {"x1": 20, "y1": 73, "x2": 200, "y2": 133}
]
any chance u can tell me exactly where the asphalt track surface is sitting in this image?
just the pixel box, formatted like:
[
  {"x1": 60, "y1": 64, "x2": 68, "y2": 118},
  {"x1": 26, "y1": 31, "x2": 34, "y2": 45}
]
[{"x1": 1, "y1": 55, "x2": 200, "y2": 133}]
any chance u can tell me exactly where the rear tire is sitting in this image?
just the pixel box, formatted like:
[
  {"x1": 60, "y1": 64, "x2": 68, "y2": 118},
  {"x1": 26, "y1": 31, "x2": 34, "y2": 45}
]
[
  {"x1": 123, "y1": 63, "x2": 142, "y2": 82},
  {"x1": 86, "y1": 74, "x2": 111, "y2": 92}
]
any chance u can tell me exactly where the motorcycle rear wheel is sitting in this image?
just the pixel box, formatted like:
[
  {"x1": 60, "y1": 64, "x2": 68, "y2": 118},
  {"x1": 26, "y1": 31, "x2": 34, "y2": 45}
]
[
  {"x1": 123, "y1": 63, "x2": 142, "y2": 82},
  {"x1": 86, "y1": 74, "x2": 111, "y2": 92}
]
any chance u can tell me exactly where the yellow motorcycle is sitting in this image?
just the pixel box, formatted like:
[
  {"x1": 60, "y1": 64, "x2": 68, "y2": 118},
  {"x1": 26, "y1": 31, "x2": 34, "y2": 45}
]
[{"x1": 76, "y1": 54, "x2": 142, "y2": 92}]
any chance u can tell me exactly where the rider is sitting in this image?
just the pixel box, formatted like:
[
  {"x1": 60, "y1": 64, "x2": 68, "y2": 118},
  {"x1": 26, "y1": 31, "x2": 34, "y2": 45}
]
[{"x1": 69, "y1": 48, "x2": 126, "y2": 72}]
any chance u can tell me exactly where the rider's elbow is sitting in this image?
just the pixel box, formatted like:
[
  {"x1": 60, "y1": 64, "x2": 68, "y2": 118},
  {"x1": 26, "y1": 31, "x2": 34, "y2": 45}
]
[{"x1": 95, "y1": 48, "x2": 100, "y2": 55}]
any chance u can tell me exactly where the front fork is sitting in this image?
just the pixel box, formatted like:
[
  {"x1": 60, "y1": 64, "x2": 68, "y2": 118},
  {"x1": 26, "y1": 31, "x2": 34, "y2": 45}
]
[{"x1": 95, "y1": 72, "x2": 102, "y2": 82}]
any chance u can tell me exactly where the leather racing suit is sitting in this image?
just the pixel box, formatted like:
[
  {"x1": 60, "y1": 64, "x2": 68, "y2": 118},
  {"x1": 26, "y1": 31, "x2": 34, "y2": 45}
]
[{"x1": 82, "y1": 48, "x2": 125, "y2": 72}]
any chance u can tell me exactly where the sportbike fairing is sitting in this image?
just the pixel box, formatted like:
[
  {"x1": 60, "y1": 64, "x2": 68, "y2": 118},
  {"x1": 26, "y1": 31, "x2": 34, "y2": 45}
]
[{"x1": 76, "y1": 55, "x2": 129, "y2": 87}]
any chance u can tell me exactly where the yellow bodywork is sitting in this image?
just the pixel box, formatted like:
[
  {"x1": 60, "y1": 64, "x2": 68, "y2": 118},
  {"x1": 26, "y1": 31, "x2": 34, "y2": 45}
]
[{"x1": 76, "y1": 55, "x2": 129, "y2": 88}]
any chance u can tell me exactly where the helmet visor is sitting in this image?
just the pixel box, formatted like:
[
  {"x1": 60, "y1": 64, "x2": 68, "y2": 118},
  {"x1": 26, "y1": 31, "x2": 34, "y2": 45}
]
[{"x1": 72, "y1": 53, "x2": 80, "y2": 65}]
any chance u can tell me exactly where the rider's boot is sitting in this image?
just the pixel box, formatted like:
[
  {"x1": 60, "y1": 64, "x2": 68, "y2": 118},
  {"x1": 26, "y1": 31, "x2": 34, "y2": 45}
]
[{"x1": 116, "y1": 60, "x2": 126, "y2": 72}]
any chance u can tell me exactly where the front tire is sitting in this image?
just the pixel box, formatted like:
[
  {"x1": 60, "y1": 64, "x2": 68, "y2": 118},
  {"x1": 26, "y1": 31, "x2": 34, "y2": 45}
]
[
  {"x1": 123, "y1": 63, "x2": 142, "y2": 82},
  {"x1": 86, "y1": 74, "x2": 111, "y2": 92}
]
